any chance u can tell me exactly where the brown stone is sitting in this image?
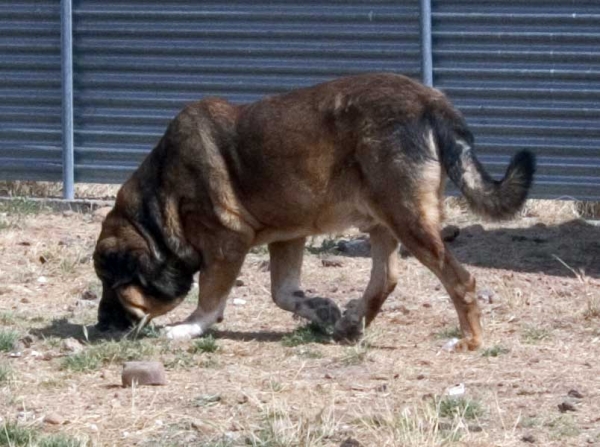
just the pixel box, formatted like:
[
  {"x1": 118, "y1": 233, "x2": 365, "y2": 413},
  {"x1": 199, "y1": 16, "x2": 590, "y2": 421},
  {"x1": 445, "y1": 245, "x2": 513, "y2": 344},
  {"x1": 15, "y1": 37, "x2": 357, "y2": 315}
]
[
  {"x1": 43, "y1": 412, "x2": 64, "y2": 425},
  {"x1": 122, "y1": 361, "x2": 167, "y2": 387}
]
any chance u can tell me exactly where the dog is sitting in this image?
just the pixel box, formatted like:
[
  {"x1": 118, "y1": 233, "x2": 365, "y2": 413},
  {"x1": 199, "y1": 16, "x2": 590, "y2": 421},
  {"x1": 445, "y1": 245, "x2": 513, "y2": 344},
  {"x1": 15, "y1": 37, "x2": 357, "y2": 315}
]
[{"x1": 93, "y1": 73, "x2": 535, "y2": 350}]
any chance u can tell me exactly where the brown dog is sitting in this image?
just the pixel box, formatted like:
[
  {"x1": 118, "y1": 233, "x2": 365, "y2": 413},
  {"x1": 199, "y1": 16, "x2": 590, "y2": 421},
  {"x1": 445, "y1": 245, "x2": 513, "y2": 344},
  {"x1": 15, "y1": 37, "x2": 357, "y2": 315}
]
[{"x1": 93, "y1": 73, "x2": 535, "y2": 350}]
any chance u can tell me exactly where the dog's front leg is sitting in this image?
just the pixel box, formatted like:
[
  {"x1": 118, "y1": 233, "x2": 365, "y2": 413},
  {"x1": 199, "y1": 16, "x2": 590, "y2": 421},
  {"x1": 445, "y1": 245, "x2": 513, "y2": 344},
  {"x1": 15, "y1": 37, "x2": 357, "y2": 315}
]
[
  {"x1": 165, "y1": 257, "x2": 245, "y2": 340},
  {"x1": 269, "y1": 238, "x2": 342, "y2": 328}
]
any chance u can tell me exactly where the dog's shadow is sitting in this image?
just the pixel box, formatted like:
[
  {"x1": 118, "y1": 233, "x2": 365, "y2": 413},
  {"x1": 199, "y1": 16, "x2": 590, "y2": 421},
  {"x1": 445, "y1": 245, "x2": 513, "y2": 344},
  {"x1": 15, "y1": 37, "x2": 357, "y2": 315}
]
[
  {"x1": 30, "y1": 317, "x2": 291, "y2": 344},
  {"x1": 336, "y1": 218, "x2": 600, "y2": 279},
  {"x1": 30, "y1": 318, "x2": 123, "y2": 343}
]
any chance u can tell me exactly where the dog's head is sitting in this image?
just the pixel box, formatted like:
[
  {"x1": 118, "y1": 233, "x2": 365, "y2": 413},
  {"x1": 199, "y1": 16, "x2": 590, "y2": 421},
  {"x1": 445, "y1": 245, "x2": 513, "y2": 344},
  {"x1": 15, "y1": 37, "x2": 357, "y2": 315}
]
[{"x1": 93, "y1": 203, "x2": 196, "y2": 332}]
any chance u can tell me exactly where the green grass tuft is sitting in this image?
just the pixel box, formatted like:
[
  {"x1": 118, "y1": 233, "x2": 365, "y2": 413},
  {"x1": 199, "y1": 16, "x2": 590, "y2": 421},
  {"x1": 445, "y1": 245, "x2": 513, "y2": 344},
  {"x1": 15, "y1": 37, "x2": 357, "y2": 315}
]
[
  {"x1": 0, "y1": 329, "x2": 19, "y2": 352},
  {"x1": 436, "y1": 397, "x2": 484, "y2": 420},
  {"x1": 61, "y1": 339, "x2": 157, "y2": 372},
  {"x1": 0, "y1": 422, "x2": 82, "y2": 447},
  {"x1": 435, "y1": 326, "x2": 462, "y2": 340},
  {"x1": 281, "y1": 323, "x2": 331, "y2": 347},
  {"x1": 191, "y1": 335, "x2": 219, "y2": 354},
  {"x1": 481, "y1": 345, "x2": 510, "y2": 357}
]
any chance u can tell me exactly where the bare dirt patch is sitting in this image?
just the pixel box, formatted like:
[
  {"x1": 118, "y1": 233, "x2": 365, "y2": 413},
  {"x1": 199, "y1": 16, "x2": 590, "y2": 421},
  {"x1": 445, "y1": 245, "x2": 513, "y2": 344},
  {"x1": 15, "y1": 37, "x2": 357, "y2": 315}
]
[{"x1": 0, "y1": 199, "x2": 599, "y2": 446}]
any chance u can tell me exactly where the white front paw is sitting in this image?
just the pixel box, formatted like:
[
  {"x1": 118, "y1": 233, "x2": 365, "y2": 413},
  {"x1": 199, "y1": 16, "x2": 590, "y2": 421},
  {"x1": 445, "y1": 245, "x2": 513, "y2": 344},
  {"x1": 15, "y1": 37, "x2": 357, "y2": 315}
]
[{"x1": 164, "y1": 323, "x2": 203, "y2": 340}]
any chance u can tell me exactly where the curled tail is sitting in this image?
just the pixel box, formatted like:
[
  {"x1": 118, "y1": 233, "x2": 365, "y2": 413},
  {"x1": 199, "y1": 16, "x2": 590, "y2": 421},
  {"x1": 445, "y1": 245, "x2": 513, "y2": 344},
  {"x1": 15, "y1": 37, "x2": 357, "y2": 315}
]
[{"x1": 428, "y1": 106, "x2": 536, "y2": 220}]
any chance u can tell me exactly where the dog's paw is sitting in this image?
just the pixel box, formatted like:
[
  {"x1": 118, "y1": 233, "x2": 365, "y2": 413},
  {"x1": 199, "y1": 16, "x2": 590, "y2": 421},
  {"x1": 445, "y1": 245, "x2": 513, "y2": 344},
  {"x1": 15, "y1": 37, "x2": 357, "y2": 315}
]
[
  {"x1": 164, "y1": 323, "x2": 203, "y2": 340},
  {"x1": 296, "y1": 297, "x2": 342, "y2": 327},
  {"x1": 333, "y1": 299, "x2": 364, "y2": 343}
]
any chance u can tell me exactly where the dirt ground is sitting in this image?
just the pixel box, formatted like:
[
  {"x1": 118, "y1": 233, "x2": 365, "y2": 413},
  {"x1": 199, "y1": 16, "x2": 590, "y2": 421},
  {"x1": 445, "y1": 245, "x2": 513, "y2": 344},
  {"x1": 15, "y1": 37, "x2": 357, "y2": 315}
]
[{"x1": 0, "y1": 198, "x2": 599, "y2": 446}]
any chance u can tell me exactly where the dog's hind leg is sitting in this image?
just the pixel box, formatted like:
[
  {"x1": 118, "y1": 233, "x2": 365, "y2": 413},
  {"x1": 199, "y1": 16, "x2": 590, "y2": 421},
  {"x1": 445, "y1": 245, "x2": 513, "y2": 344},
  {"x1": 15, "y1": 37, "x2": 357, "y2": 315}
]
[
  {"x1": 333, "y1": 225, "x2": 399, "y2": 342},
  {"x1": 269, "y1": 238, "x2": 342, "y2": 328},
  {"x1": 381, "y1": 188, "x2": 483, "y2": 351},
  {"x1": 165, "y1": 256, "x2": 245, "y2": 340}
]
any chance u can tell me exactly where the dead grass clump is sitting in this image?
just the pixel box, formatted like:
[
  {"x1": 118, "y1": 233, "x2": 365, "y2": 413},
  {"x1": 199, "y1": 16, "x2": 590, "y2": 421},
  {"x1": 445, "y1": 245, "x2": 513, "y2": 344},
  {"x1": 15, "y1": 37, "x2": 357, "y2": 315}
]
[
  {"x1": 521, "y1": 326, "x2": 552, "y2": 344},
  {"x1": 0, "y1": 180, "x2": 119, "y2": 200},
  {"x1": 583, "y1": 297, "x2": 600, "y2": 320},
  {"x1": 356, "y1": 402, "x2": 470, "y2": 447},
  {"x1": 522, "y1": 199, "x2": 600, "y2": 221},
  {"x1": 245, "y1": 404, "x2": 339, "y2": 447},
  {"x1": 0, "y1": 363, "x2": 12, "y2": 384},
  {"x1": 0, "y1": 198, "x2": 48, "y2": 216}
]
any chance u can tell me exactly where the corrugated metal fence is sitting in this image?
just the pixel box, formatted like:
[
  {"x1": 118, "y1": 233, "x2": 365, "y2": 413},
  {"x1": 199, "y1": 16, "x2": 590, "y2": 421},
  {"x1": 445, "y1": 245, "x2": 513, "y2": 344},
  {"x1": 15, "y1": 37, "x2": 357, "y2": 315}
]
[{"x1": 1, "y1": 0, "x2": 599, "y2": 200}]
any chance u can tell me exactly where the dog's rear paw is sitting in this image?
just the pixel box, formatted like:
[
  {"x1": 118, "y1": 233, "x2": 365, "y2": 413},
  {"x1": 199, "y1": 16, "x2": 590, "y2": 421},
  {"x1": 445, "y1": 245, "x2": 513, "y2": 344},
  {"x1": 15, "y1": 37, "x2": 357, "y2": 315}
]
[
  {"x1": 296, "y1": 297, "x2": 342, "y2": 328},
  {"x1": 164, "y1": 323, "x2": 203, "y2": 340},
  {"x1": 333, "y1": 299, "x2": 364, "y2": 343}
]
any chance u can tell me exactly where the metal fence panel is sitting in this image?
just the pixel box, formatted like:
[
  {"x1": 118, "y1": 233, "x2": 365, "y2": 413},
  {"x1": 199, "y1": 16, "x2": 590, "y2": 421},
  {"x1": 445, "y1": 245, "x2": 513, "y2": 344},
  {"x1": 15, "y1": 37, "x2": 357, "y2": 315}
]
[
  {"x1": 0, "y1": 0, "x2": 62, "y2": 181},
  {"x1": 72, "y1": 0, "x2": 421, "y2": 183},
  {"x1": 432, "y1": 0, "x2": 600, "y2": 200}
]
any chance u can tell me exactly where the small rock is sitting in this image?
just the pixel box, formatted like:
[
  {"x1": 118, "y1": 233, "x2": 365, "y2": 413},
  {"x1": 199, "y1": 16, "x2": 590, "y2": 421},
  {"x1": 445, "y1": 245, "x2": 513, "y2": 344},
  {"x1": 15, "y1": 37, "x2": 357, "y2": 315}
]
[
  {"x1": 477, "y1": 289, "x2": 495, "y2": 304},
  {"x1": 20, "y1": 297, "x2": 30, "y2": 304},
  {"x1": 441, "y1": 225, "x2": 460, "y2": 242},
  {"x1": 235, "y1": 279, "x2": 245, "y2": 287},
  {"x1": 558, "y1": 401, "x2": 576, "y2": 413},
  {"x1": 416, "y1": 374, "x2": 425, "y2": 380},
  {"x1": 337, "y1": 239, "x2": 370, "y2": 257},
  {"x1": 399, "y1": 244, "x2": 412, "y2": 258},
  {"x1": 232, "y1": 298, "x2": 247, "y2": 306},
  {"x1": 468, "y1": 424, "x2": 483, "y2": 432},
  {"x1": 397, "y1": 305, "x2": 410, "y2": 315},
  {"x1": 81, "y1": 290, "x2": 98, "y2": 300},
  {"x1": 521, "y1": 434, "x2": 536, "y2": 443},
  {"x1": 76, "y1": 299, "x2": 97, "y2": 309},
  {"x1": 19, "y1": 335, "x2": 35, "y2": 348},
  {"x1": 62, "y1": 210, "x2": 75, "y2": 218},
  {"x1": 445, "y1": 383, "x2": 465, "y2": 397},
  {"x1": 568, "y1": 389, "x2": 584, "y2": 399},
  {"x1": 122, "y1": 361, "x2": 166, "y2": 387},
  {"x1": 62, "y1": 338, "x2": 84, "y2": 353},
  {"x1": 321, "y1": 258, "x2": 343, "y2": 268},
  {"x1": 92, "y1": 206, "x2": 113, "y2": 223},
  {"x1": 340, "y1": 438, "x2": 362, "y2": 447},
  {"x1": 37, "y1": 276, "x2": 48, "y2": 284},
  {"x1": 191, "y1": 419, "x2": 208, "y2": 431},
  {"x1": 422, "y1": 302, "x2": 432, "y2": 308},
  {"x1": 442, "y1": 338, "x2": 460, "y2": 353},
  {"x1": 43, "y1": 413, "x2": 64, "y2": 425}
]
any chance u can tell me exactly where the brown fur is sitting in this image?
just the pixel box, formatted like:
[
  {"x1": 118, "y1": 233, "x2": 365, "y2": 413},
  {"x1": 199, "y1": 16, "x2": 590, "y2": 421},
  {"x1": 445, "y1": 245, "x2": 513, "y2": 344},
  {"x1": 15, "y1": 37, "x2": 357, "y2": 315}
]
[{"x1": 94, "y1": 73, "x2": 535, "y2": 349}]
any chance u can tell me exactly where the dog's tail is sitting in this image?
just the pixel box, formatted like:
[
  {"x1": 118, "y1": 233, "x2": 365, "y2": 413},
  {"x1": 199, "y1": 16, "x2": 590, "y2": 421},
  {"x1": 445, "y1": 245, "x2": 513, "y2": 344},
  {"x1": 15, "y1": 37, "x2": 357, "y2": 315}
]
[{"x1": 428, "y1": 105, "x2": 536, "y2": 220}]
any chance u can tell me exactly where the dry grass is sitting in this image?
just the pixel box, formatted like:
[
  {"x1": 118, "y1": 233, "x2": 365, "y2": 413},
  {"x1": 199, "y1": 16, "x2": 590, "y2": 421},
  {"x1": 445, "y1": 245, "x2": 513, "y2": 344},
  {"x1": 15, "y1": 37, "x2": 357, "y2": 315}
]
[
  {"x1": 0, "y1": 196, "x2": 599, "y2": 446},
  {"x1": 0, "y1": 181, "x2": 119, "y2": 200}
]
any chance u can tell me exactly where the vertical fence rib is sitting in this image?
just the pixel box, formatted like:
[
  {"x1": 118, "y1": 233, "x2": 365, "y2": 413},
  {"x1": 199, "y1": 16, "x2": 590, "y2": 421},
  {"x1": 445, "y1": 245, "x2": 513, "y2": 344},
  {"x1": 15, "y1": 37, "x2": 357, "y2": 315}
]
[
  {"x1": 420, "y1": 0, "x2": 433, "y2": 87},
  {"x1": 61, "y1": 0, "x2": 74, "y2": 199}
]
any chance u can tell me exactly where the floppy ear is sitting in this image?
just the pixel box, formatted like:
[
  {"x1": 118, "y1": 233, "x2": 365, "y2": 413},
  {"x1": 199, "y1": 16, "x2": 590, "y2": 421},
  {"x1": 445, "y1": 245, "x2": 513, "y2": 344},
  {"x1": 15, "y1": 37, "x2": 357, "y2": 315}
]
[{"x1": 93, "y1": 235, "x2": 153, "y2": 287}]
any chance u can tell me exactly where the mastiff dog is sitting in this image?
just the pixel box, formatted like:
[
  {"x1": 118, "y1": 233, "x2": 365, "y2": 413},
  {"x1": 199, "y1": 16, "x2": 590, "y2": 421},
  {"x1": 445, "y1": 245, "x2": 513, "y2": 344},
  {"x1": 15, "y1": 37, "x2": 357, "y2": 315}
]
[{"x1": 93, "y1": 73, "x2": 535, "y2": 350}]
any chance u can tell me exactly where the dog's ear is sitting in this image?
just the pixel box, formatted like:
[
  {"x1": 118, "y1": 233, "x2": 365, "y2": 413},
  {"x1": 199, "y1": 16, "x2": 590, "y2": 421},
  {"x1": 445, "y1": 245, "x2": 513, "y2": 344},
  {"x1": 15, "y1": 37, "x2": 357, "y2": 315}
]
[{"x1": 93, "y1": 232, "x2": 154, "y2": 288}]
